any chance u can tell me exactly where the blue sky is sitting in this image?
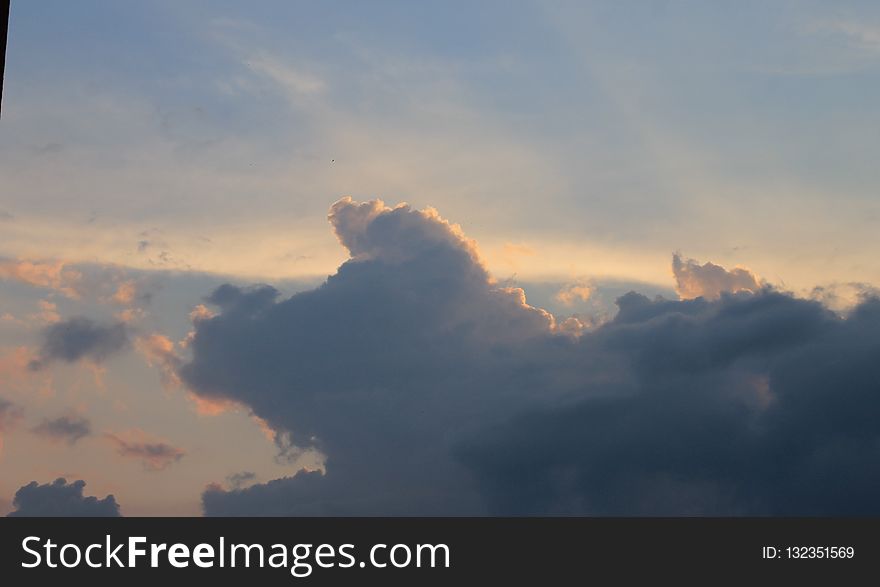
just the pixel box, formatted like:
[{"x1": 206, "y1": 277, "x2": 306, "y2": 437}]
[
  {"x1": 5, "y1": 1, "x2": 880, "y2": 284},
  {"x1": 2, "y1": 1, "x2": 880, "y2": 515}
]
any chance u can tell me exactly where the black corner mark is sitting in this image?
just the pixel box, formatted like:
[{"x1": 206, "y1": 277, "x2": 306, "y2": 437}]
[{"x1": 1, "y1": 0, "x2": 10, "y2": 119}]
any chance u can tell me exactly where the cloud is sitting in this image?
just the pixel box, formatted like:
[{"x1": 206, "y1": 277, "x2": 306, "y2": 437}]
[
  {"x1": 203, "y1": 471, "x2": 333, "y2": 516},
  {"x1": 246, "y1": 52, "x2": 326, "y2": 96},
  {"x1": 32, "y1": 415, "x2": 91, "y2": 445},
  {"x1": 136, "y1": 332, "x2": 236, "y2": 415},
  {"x1": 226, "y1": 471, "x2": 257, "y2": 490},
  {"x1": 815, "y1": 20, "x2": 880, "y2": 52},
  {"x1": 0, "y1": 258, "x2": 83, "y2": 299},
  {"x1": 32, "y1": 300, "x2": 61, "y2": 324},
  {"x1": 0, "y1": 259, "x2": 155, "y2": 312},
  {"x1": 135, "y1": 333, "x2": 183, "y2": 388},
  {"x1": 0, "y1": 300, "x2": 60, "y2": 331},
  {"x1": 809, "y1": 282, "x2": 879, "y2": 313},
  {"x1": 6, "y1": 478, "x2": 121, "y2": 517},
  {"x1": 555, "y1": 283, "x2": 592, "y2": 306},
  {"x1": 183, "y1": 198, "x2": 555, "y2": 515},
  {"x1": 105, "y1": 430, "x2": 185, "y2": 471},
  {"x1": 459, "y1": 290, "x2": 880, "y2": 515},
  {"x1": 178, "y1": 199, "x2": 880, "y2": 516},
  {"x1": 30, "y1": 317, "x2": 129, "y2": 370},
  {"x1": 110, "y1": 280, "x2": 138, "y2": 305},
  {"x1": 672, "y1": 253, "x2": 762, "y2": 300}
]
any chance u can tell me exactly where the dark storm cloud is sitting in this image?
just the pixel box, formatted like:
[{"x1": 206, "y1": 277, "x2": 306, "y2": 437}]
[
  {"x1": 29, "y1": 317, "x2": 128, "y2": 370},
  {"x1": 180, "y1": 198, "x2": 880, "y2": 516},
  {"x1": 459, "y1": 292, "x2": 880, "y2": 515},
  {"x1": 32, "y1": 415, "x2": 91, "y2": 445},
  {"x1": 6, "y1": 478, "x2": 121, "y2": 517}
]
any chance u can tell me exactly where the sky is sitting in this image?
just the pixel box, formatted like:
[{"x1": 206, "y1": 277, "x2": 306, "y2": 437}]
[{"x1": 1, "y1": 1, "x2": 880, "y2": 516}]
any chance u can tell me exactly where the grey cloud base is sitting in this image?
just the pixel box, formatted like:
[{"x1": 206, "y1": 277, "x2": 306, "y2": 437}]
[
  {"x1": 7, "y1": 478, "x2": 121, "y2": 517},
  {"x1": 460, "y1": 292, "x2": 880, "y2": 515},
  {"x1": 182, "y1": 199, "x2": 880, "y2": 516}
]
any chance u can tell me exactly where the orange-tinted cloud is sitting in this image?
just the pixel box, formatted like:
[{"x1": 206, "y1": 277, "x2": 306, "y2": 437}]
[
  {"x1": 0, "y1": 300, "x2": 60, "y2": 331},
  {"x1": 110, "y1": 280, "x2": 138, "y2": 305},
  {"x1": 190, "y1": 394, "x2": 237, "y2": 416},
  {"x1": 0, "y1": 258, "x2": 83, "y2": 298},
  {"x1": 136, "y1": 331, "x2": 238, "y2": 415},
  {"x1": 328, "y1": 197, "x2": 484, "y2": 268},
  {"x1": 672, "y1": 253, "x2": 762, "y2": 300},
  {"x1": 33, "y1": 300, "x2": 61, "y2": 324},
  {"x1": 189, "y1": 304, "x2": 215, "y2": 322},
  {"x1": 135, "y1": 333, "x2": 182, "y2": 388},
  {"x1": 555, "y1": 283, "x2": 592, "y2": 306},
  {"x1": 32, "y1": 414, "x2": 91, "y2": 445}
]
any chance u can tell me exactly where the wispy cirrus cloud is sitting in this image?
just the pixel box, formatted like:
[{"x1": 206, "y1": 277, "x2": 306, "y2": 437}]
[
  {"x1": 812, "y1": 20, "x2": 880, "y2": 52},
  {"x1": 105, "y1": 430, "x2": 185, "y2": 471}
]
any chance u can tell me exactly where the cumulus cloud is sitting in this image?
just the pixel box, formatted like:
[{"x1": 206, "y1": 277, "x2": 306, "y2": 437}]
[
  {"x1": 105, "y1": 430, "x2": 185, "y2": 471},
  {"x1": 672, "y1": 253, "x2": 762, "y2": 300},
  {"x1": 6, "y1": 478, "x2": 121, "y2": 517},
  {"x1": 29, "y1": 317, "x2": 129, "y2": 370},
  {"x1": 32, "y1": 415, "x2": 91, "y2": 445},
  {"x1": 460, "y1": 291, "x2": 880, "y2": 515},
  {"x1": 177, "y1": 199, "x2": 880, "y2": 516}
]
